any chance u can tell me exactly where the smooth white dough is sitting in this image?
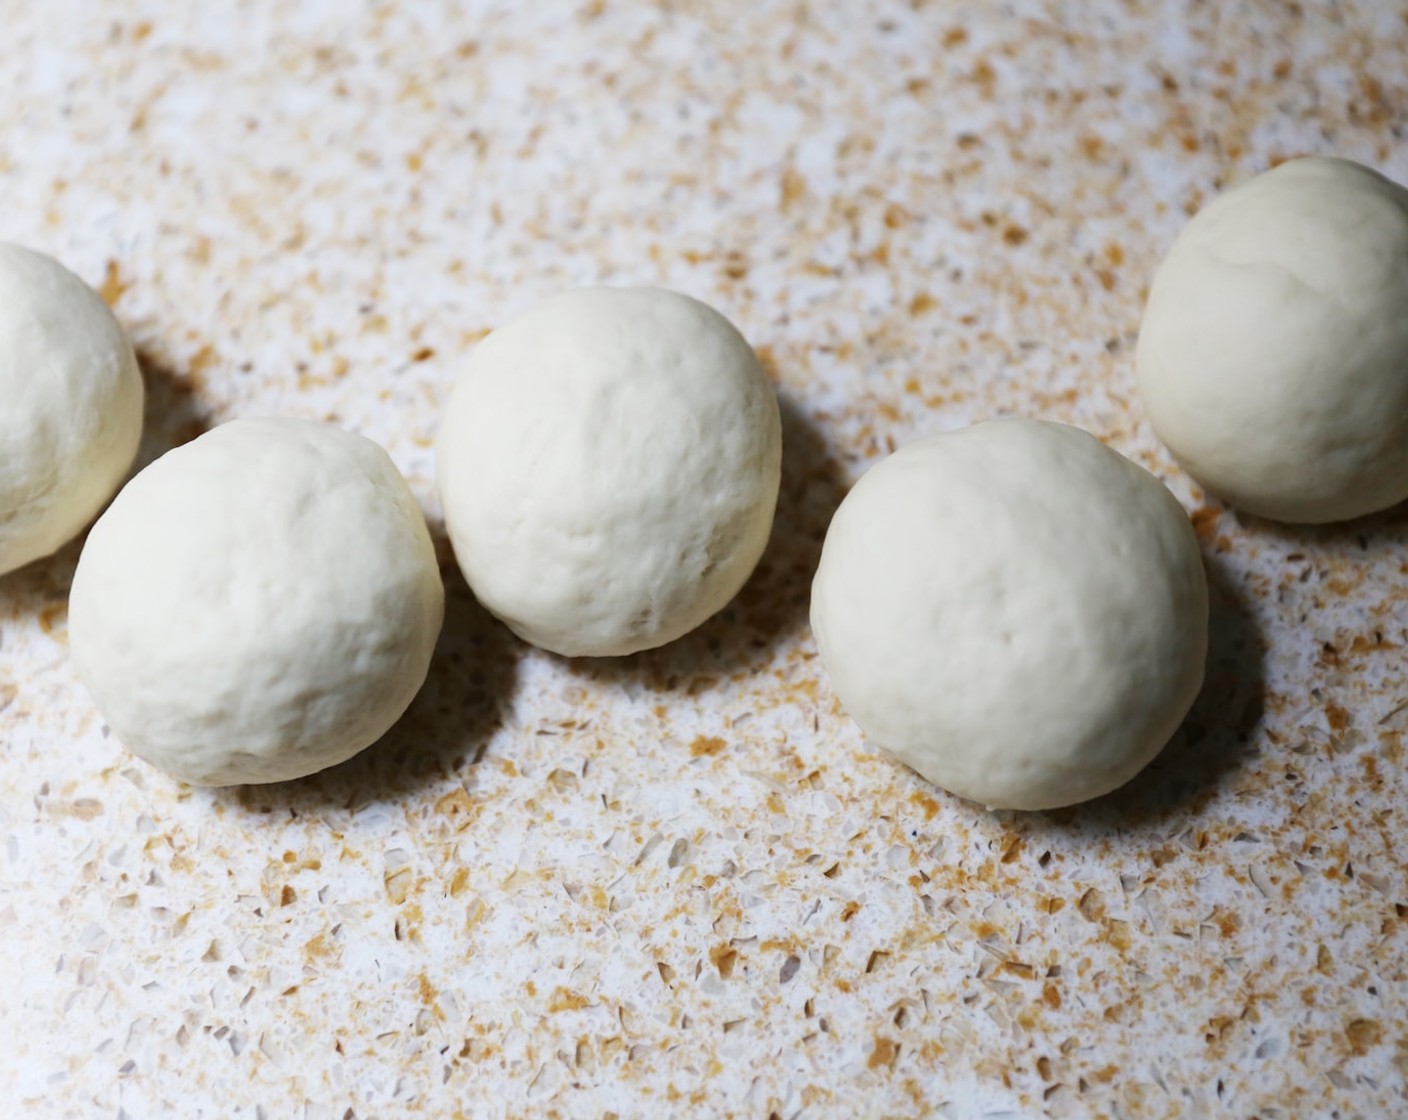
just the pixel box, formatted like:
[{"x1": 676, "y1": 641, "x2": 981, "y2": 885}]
[
  {"x1": 436, "y1": 287, "x2": 782, "y2": 657},
  {"x1": 0, "y1": 243, "x2": 144, "y2": 575},
  {"x1": 68, "y1": 418, "x2": 445, "y2": 786},
  {"x1": 1137, "y1": 156, "x2": 1408, "y2": 523},
  {"x1": 810, "y1": 420, "x2": 1208, "y2": 811}
]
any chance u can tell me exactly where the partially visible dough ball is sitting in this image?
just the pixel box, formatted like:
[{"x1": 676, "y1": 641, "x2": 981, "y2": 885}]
[
  {"x1": 437, "y1": 287, "x2": 782, "y2": 657},
  {"x1": 1137, "y1": 156, "x2": 1408, "y2": 523},
  {"x1": 810, "y1": 420, "x2": 1208, "y2": 811},
  {"x1": 0, "y1": 244, "x2": 143, "y2": 575},
  {"x1": 69, "y1": 418, "x2": 445, "y2": 786}
]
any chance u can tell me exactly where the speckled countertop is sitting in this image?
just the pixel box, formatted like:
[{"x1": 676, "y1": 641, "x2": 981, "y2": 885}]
[{"x1": 1, "y1": 2, "x2": 1406, "y2": 1117}]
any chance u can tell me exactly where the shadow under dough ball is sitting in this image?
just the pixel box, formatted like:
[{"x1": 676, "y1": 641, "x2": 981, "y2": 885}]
[
  {"x1": 0, "y1": 243, "x2": 143, "y2": 577},
  {"x1": 1137, "y1": 156, "x2": 1408, "y2": 523},
  {"x1": 68, "y1": 417, "x2": 445, "y2": 786},
  {"x1": 436, "y1": 287, "x2": 782, "y2": 658},
  {"x1": 809, "y1": 419, "x2": 1209, "y2": 812}
]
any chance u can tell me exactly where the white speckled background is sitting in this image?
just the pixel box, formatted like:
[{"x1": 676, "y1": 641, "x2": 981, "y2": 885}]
[{"x1": 2, "y1": 2, "x2": 1406, "y2": 1117}]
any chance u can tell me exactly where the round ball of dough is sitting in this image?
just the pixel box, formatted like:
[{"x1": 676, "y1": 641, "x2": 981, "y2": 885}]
[
  {"x1": 437, "y1": 287, "x2": 782, "y2": 657},
  {"x1": 69, "y1": 418, "x2": 445, "y2": 786},
  {"x1": 810, "y1": 420, "x2": 1208, "y2": 811},
  {"x1": 1137, "y1": 156, "x2": 1408, "y2": 523},
  {"x1": 0, "y1": 244, "x2": 144, "y2": 576}
]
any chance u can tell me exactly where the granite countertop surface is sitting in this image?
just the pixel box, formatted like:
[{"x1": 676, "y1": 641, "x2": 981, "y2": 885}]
[{"x1": 2, "y1": 1, "x2": 1406, "y2": 1117}]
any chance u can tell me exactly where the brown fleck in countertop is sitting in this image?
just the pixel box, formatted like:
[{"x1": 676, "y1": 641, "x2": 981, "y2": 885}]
[{"x1": 2, "y1": 2, "x2": 1405, "y2": 1117}]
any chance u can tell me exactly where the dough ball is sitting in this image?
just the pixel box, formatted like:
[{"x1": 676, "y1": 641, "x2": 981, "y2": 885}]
[
  {"x1": 69, "y1": 418, "x2": 445, "y2": 786},
  {"x1": 810, "y1": 420, "x2": 1208, "y2": 811},
  {"x1": 1137, "y1": 156, "x2": 1408, "y2": 523},
  {"x1": 0, "y1": 244, "x2": 144, "y2": 576},
  {"x1": 437, "y1": 287, "x2": 782, "y2": 657}
]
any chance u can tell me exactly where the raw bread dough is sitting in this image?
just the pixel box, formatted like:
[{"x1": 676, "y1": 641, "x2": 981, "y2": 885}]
[
  {"x1": 1137, "y1": 156, "x2": 1408, "y2": 523},
  {"x1": 436, "y1": 287, "x2": 782, "y2": 657},
  {"x1": 68, "y1": 418, "x2": 445, "y2": 786},
  {"x1": 0, "y1": 244, "x2": 144, "y2": 576},
  {"x1": 810, "y1": 419, "x2": 1208, "y2": 811}
]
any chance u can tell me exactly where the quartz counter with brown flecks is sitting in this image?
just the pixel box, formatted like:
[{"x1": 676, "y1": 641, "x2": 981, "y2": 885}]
[{"x1": 1, "y1": 2, "x2": 1405, "y2": 1117}]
